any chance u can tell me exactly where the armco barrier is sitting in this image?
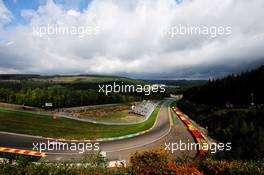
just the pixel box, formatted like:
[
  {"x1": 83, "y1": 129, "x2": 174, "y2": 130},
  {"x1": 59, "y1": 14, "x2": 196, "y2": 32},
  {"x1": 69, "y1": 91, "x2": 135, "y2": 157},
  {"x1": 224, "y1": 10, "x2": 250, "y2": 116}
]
[
  {"x1": 171, "y1": 107, "x2": 208, "y2": 156},
  {"x1": 0, "y1": 147, "x2": 46, "y2": 157}
]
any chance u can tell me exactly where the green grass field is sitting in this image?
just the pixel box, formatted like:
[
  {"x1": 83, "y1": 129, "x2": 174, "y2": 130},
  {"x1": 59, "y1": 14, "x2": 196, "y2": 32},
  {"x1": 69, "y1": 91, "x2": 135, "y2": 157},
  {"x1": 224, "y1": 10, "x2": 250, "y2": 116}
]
[
  {"x1": 30, "y1": 75, "x2": 147, "y2": 85},
  {"x1": 0, "y1": 105, "x2": 161, "y2": 140}
]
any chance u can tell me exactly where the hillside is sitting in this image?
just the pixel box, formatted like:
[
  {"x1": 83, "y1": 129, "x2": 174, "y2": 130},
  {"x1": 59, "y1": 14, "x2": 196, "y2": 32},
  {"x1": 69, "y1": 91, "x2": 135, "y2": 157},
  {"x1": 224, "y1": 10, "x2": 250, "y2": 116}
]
[
  {"x1": 0, "y1": 74, "x2": 147, "y2": 89},
  {"x1": 177, "y1": 66, "x2": 264, "y2": 160},
  {"x1": 0, "y1": 75, "x2": 145, "y2": 108},
  {"x1": 0, "y1": 74, "x2": 168, "y2": 108},
  {"x1": 146, "y1": 79, "x2": 207, "y2": 89},
  {"x1": 183, "y1": 65, "x2": 264, "y2": 106}
]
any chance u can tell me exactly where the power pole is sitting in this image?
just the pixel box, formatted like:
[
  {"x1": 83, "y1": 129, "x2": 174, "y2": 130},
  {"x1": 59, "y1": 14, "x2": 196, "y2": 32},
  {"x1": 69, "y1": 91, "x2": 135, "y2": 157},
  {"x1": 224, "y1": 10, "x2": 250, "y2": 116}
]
[{"x1": 251, "y1": 93, "x2": 254, "y2": 106}]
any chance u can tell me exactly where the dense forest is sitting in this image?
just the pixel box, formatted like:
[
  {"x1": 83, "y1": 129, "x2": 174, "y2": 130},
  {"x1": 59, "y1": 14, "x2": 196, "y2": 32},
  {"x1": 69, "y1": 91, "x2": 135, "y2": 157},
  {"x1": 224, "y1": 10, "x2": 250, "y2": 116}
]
[
  {"x1": 183, "y1": 65, "x2": 264, "y2": 106},
  {"x1": 177, "y1": 65, "x2": 264, "y2": 160},
  {"x1": 146, "y1": 79, "x2": 207, "y2": 94},
  {"x1": 0, "y1": 75, "x2": 167, "y2": 108},
  {"x1": 146, "y1": 79, "x2": 207, "y2": 89},
  {"x1": 0, "y1": 87, "x2": 138, "y2": 108}
]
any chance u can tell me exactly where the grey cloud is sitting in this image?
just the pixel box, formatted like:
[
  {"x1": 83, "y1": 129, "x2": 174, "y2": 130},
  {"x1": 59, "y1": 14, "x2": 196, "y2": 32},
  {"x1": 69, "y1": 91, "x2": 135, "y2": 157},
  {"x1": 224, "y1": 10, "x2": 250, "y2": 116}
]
[{"x1": 0, "y1": 0, "x2": 264, "y2": 79}]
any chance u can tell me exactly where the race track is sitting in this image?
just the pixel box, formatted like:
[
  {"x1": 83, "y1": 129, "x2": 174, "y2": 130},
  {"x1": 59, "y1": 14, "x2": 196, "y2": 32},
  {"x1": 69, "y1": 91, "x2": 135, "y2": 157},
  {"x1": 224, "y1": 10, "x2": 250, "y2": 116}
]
[{"x1": 0, "y1": 99, "x2": 197, "y2": 162}]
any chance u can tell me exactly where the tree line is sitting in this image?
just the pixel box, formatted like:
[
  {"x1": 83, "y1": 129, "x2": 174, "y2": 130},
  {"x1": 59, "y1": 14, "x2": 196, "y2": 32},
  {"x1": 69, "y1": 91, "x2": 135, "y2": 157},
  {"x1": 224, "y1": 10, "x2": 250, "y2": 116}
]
[
  {"x1": 0, "y1": 87, "x2": 140, "y2": 108},
  {"x1": 0, "y1": 79, "x2": 168, "y2": 108},
  {"x1": 177, "y1": 65, "x2": 264, "y2": 160},
  {"x1": 183, "y1": 65, "x2": 264, "y2": 106}
]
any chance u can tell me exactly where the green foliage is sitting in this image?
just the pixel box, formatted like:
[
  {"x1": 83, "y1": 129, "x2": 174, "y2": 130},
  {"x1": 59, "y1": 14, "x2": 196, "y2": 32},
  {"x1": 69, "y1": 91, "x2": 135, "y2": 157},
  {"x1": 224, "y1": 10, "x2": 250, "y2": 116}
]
[
  {"x1": 0, "y1": 104, "x2": 161, "y2": 139},
  {"x1": 130, "y1": 148, "x2": 169, "y2": 167},
  {"x1": 196, "y1": 157, "x2": 264, "y2": 175},
  {"x1": 128, "y1": 148, "x2": 203, "y2": 175},
  {"x1": 0, "y1": 87, "x2": 140, "y2": 108},
  {"x1": 178, "y1": 66, "x2": 264, "y2": 160},
  {"x1": 177, "y1": 100, "x2": 264, "y2": 160},
  {"x1": 81, "y1": 151, "x2": 107, "y2": 168},
  {"x1": 183, "y1": 65, "x2": 264, "y2": 106},
  {"x1": 0, "y1": 74, "x2": 169, "y2": 107},
  {"x1": 0, "y1": 153, "x2": 41, "y2": 164},
  {"x1": 0, "y1": 151, "x2": 263, "y2": 175},
  {"x1": 0, "y1": 152, "x2": 124, "y2": 175}
]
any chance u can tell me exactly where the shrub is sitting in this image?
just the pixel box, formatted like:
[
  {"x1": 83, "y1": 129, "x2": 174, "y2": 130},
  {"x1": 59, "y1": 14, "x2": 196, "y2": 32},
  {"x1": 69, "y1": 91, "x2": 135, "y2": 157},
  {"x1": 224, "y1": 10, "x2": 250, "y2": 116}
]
[
  {"x1": 129, "y1": 148, "x2": 203, "y2": 175},
  {"x1": 197, "y1": 158, "x2": 264, "y2": 175}
]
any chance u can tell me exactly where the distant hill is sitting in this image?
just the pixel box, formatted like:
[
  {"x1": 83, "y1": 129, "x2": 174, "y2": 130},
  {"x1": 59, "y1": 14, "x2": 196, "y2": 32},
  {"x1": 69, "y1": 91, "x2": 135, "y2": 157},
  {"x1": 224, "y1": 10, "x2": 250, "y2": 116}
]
[
  {"x1": 0, "y1": 74, "x2": 40, "y2": 80},
  {"x1": 0, "y1": 74, "x2": 148, "y2": 90},
  {"x1": 0, "y1": 74, "x2": 147, "y2": 84},
  {"x1": 145, "y1": 80, "x2": 207, "y2": 89},
  {"x1": 0, "y1": 74, "x2": 166, "y2": 108},
  {"x1": 183, "y1": 65, "x2": 264, "y2": 106}
]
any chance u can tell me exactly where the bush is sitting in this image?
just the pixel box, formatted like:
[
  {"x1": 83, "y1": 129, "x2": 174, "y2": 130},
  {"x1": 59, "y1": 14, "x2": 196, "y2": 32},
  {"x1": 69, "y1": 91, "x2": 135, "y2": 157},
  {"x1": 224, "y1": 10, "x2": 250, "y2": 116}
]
[
  {"x1": 177, "y1": 100, "x2": 264, "y2": 160},
  {"x1": 0, "y1": 150, "x2": 262, "y2": 175},
  {"x1": 197, "y1": 158, "x2": 264, "y2": 175},
  {"x1": 129, "y1": 148, "x2": 203, "y2": 175}
]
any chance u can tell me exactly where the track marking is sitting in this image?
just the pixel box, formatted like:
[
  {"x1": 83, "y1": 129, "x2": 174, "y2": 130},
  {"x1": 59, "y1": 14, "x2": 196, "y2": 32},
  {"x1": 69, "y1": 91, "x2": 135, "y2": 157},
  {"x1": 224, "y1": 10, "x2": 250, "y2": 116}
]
[{"x1": 46, "y1": 100, "x2": 174, "y2": 155}]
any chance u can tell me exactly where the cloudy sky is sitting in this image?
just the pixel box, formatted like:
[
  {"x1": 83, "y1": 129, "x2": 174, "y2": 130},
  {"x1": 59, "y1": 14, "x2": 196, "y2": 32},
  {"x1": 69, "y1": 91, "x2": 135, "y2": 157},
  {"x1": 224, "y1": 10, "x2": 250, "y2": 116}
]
[{"x1": 0, "y1": 0, "x2": 264, "y2": 79}]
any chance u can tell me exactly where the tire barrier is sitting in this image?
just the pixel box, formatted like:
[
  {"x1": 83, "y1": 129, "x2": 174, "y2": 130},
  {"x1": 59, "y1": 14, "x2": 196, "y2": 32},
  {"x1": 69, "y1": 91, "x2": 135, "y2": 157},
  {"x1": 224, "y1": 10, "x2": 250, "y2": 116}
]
[{"x1": 171, "y1": 107, "x2": 208, "y2": 156}]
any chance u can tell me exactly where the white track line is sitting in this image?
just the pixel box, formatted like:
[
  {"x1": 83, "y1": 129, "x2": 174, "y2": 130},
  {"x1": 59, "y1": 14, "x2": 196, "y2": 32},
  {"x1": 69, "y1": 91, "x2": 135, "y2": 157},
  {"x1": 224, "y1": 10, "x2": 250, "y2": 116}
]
[
  {"x1": 47, "y1": 100, "x2": 173, "y2": 155},
  {"x1": 105, "y1": 100, "x2": 173, "y2": 153},
  {"x1": 0, "y1": 131, "x2": 43, "y2": 138}
]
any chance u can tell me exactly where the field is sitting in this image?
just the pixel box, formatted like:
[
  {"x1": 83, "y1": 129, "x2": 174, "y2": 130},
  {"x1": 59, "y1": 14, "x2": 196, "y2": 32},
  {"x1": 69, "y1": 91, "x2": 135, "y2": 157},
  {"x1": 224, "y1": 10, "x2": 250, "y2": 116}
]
[
  {"x1": 32, "y1": 75, "x2": 146, "y2": 84},
  {"x1": 0, "y1": 105, "x2": 160, "y2": 139},
  {"x1": 0, "y1": 74, "x2": 147, "y2": 85}
]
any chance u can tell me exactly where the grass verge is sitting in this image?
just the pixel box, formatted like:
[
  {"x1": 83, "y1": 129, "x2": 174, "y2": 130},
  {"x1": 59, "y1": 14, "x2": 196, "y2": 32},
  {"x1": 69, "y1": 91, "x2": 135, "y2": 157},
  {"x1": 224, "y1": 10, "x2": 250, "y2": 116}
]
[{"x1": 0, "y1": 104, "x2": 161, "y2": 140}]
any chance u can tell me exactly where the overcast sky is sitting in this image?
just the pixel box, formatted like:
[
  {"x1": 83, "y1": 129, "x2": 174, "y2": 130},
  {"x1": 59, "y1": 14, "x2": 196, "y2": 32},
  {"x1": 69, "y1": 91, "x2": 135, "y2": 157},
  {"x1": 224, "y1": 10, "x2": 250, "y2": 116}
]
[{"x1": 0, "y1": 0, "x2": 264, "y2": 79}]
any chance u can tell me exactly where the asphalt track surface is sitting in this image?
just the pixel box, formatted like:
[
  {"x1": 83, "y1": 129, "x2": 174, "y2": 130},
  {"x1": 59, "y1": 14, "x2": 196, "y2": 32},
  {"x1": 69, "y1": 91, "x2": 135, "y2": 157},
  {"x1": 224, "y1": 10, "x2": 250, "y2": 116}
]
[{"x1": 0, "y1": 99, "x2": 197, "y2": 162}]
